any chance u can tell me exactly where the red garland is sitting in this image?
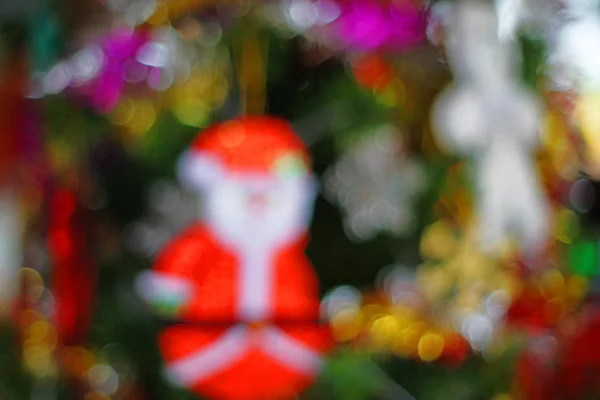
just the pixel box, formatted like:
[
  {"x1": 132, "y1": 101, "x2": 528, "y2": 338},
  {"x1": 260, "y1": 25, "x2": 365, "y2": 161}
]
[
  {"x1": 514, "y1": 307, "x2": 600, "y2": 399},
  {"x1": 0, "y1": 53, "x2": 26, "y2": 184},
  {"x1": 48, "y1": 188, "x2": 96, "y2": 346}
]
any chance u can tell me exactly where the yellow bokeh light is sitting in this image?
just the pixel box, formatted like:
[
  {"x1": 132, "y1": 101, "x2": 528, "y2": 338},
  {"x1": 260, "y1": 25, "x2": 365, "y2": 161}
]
[
  {"x1": 542, "y1": 112, "x2": 578, "y2": 180},
  {"x1": 418, "y1": 332, "x2": 445, "y2": 362},
  {"x1": 330, "y1": 309, "x2": 363, "y2": 342},
  {"x1": 566, "y1": 275, "x2": 589, "y2": 301},
  {"x1": 391, "y1": 305, "x2": 420, "y2": 322},
  {"x1": 369, "y1": 315, "x2": 402, "y2": 346},
  {"x1": 84, "y1": 391, "x2": 111, "y2": 400},
  {"x1": 147, "y1": 1, "x2": 169, "y2": 25},
  {"x1": 420, "y1": 220, "x2": 457, "y2": 261},
  {"x1": 493, "y1": 272, "x2": 522, "y2": 300},
  {"x1": 539, "y1": 269, "x2": 565, "y2": 299},
  {"x1": 23, "y1": 345, "x2": 53, "y2": 377},
  {"x1": 28, "y1": 320, "x2": 51, "y2": 341},
  {"x1": 20, "y1": 268, "x2": 44, "y2": 302},
  {"x1": 123, "y1": 100, "x2": 157, "y2": 137},
  {"x1": 362, "y1": 304, "x2": 388, "y2": 325},
  {"x1": 452, "y1": 249, "x2": 496, "y2": 283},
  {"x1": 48, "y1": 139, "x2": 74, "y2": 174},
  {"x1": 109, "y1": 97, "x2": 136, "y2": 126},
  {"x1": 394, "y1": 322, "x2": 427, "y2": 356},
  {"x1": 554, "y1": 209, "x2": 579, "y2": 244},
  {"x1": 172, "y1": 102, "x2": 210, "y2": 127},
  {"x1": 455, "y1": 287, "x2": 485, "y2": 311},
  {"x1": 377, "y1": 87, "x2": 399, "y2": 107},
  {"x1": 19, "y1": 310, "x2": 43, "y2": 332},
  {"x1": 417, "y1": 265, "x2": 454, "y2": 303},
  {"x1": 209, "y1": 76, "x2": 229, "y2": 105},
  {"x1": 576, "y1": 93, "x2": 600, "y2": 166},
  {"x1": 544, "y1": 297, "x2": 567, "y2": 323}
]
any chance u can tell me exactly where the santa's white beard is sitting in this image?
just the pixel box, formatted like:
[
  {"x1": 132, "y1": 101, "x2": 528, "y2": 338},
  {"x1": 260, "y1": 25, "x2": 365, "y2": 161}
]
[{"x1": 202, "y1": 176, "x2": 317, "y2": 253}]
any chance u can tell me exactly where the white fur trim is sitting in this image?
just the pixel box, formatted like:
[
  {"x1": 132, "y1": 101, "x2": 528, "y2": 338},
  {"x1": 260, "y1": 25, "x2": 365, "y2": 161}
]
[
  {"x1": 165, "y1": 325, "x2": 250, "y2": 387},
  {"x1": 177, "y1": 151, "x2": 224, "y2": 191},
  {"x1": 237, "y1": 249, "x2": 272, "y2": 321},
  {"x1": 259, "y1": 328, "x2": 323, "y2": 374},
  {"x1": 135, "y1": 271, "x2": 194, "y2": 303},
  {"x1": 164, "y1": 326, "x2": 322, "y2": 387}
]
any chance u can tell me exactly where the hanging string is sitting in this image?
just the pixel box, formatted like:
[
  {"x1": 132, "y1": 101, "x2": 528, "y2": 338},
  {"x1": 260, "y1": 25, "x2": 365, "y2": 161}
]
[
  {"x1": 236, "y1": 18, "x2": 268, "y2": 115},
  {"x1": 148, "y1": 0, "x2": 246, "y2": 25}
]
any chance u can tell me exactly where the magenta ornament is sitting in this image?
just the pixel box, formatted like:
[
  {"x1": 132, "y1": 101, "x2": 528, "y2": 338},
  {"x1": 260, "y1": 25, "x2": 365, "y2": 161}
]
[
  {"x1": 74, "y1": 28, "x2": 153, "y2": 114},
  {"x1": 333, "y1": 0, "x2": 426, "y2": 52}
]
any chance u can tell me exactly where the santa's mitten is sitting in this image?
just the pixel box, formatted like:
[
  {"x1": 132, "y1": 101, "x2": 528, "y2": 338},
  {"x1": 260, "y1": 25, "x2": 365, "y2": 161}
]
[
  {"x1": 160, "y1": 323, "x2": 333, "y2": 400},
  {"x1": 135, "y1": 270, "x2": 194, "y2": 318}
]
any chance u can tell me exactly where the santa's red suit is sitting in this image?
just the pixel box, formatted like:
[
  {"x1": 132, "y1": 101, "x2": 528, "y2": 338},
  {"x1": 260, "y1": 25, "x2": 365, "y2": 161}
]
[{"x1": 139, "y1": 117, "x2": 333, "y2": 400}]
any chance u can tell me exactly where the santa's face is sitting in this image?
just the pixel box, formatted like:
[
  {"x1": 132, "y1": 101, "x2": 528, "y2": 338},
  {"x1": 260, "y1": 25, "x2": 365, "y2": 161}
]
[{"x1": 202, "y1": 173, "x2": 317, "y2": 250}]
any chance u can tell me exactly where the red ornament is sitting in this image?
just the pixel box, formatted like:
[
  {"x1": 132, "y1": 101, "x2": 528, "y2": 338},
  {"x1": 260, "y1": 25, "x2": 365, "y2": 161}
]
[
  {"x1": 352, "y1": 55, "x2": 395, "y2": 91},
  {"x1": 506, "y1": 283, "x2": 554, "y2": 334},
  {"x1": 439, "y1": 332, "x2": 469, "y2": 366},
  {"x1": 514, "y1": 343, "x2": 555, "y2": 400},
  {"x1": 140, "y1": 117, "x2": 333, "y2": 399},
  {"x1": 514, "y1": 306, "x2": 600, "y2": 399},
  {"x1": 551, "y1": 307, "x2": 600, "y2": 398}
]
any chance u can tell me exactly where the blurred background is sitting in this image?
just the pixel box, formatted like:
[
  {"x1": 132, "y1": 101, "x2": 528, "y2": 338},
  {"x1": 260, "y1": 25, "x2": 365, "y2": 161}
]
[{"x1": 2, "y1": 0, "x2": 600, "y2": 398}]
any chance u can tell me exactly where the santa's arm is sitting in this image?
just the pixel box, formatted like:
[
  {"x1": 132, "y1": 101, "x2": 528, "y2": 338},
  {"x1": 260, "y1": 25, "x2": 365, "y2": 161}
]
[{"x1": 135, "y1": 232, "x2": 201, "y2": 317}]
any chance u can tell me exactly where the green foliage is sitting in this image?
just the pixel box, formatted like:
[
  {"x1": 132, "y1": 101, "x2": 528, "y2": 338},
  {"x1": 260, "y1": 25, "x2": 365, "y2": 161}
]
[
  {"x1": 388, "y1": 344, "x2": 521, "y2": 400},
  {"x1": 518, "y1": 33, "x2": 547, "y2": 90},
  {"x1": 28, "y1": 4, "x2": 61, "y2": 74},
  {"x1": 306, "y1": 349, "x2": 410, "y2": 400},
  {"x1": 569, "y1": 239, "x2": 600, "y2": 277},
  {"x1": 0, "y1": 325, "x2": 31, "y2": 399}
]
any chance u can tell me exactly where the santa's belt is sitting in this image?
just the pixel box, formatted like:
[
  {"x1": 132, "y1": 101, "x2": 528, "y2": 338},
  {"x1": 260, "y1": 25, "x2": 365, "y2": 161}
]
[{"x1": 163, "y1": 323, "x2": 324, "y2": 387}]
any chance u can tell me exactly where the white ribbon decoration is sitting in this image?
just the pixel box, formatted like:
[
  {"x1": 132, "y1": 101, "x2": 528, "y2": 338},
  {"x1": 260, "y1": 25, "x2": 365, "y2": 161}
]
[
  {"x1": 432, "y1": 1, "x2": 549, "y2": 253},
  {"x1": 551, "y1": 0, "x2": 600, "y2": 91}
]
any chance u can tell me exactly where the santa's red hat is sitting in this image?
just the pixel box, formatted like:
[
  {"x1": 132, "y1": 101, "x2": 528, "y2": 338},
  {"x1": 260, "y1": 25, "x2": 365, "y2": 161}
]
[{"x1": 178, "y1": 116, "x2": 312, "y2": 189}]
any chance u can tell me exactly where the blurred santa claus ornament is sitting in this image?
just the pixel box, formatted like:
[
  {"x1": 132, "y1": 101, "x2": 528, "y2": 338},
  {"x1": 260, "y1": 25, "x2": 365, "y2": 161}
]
[{"x1": 136, "y1": 116, "x2": 333, "y2": 400}]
